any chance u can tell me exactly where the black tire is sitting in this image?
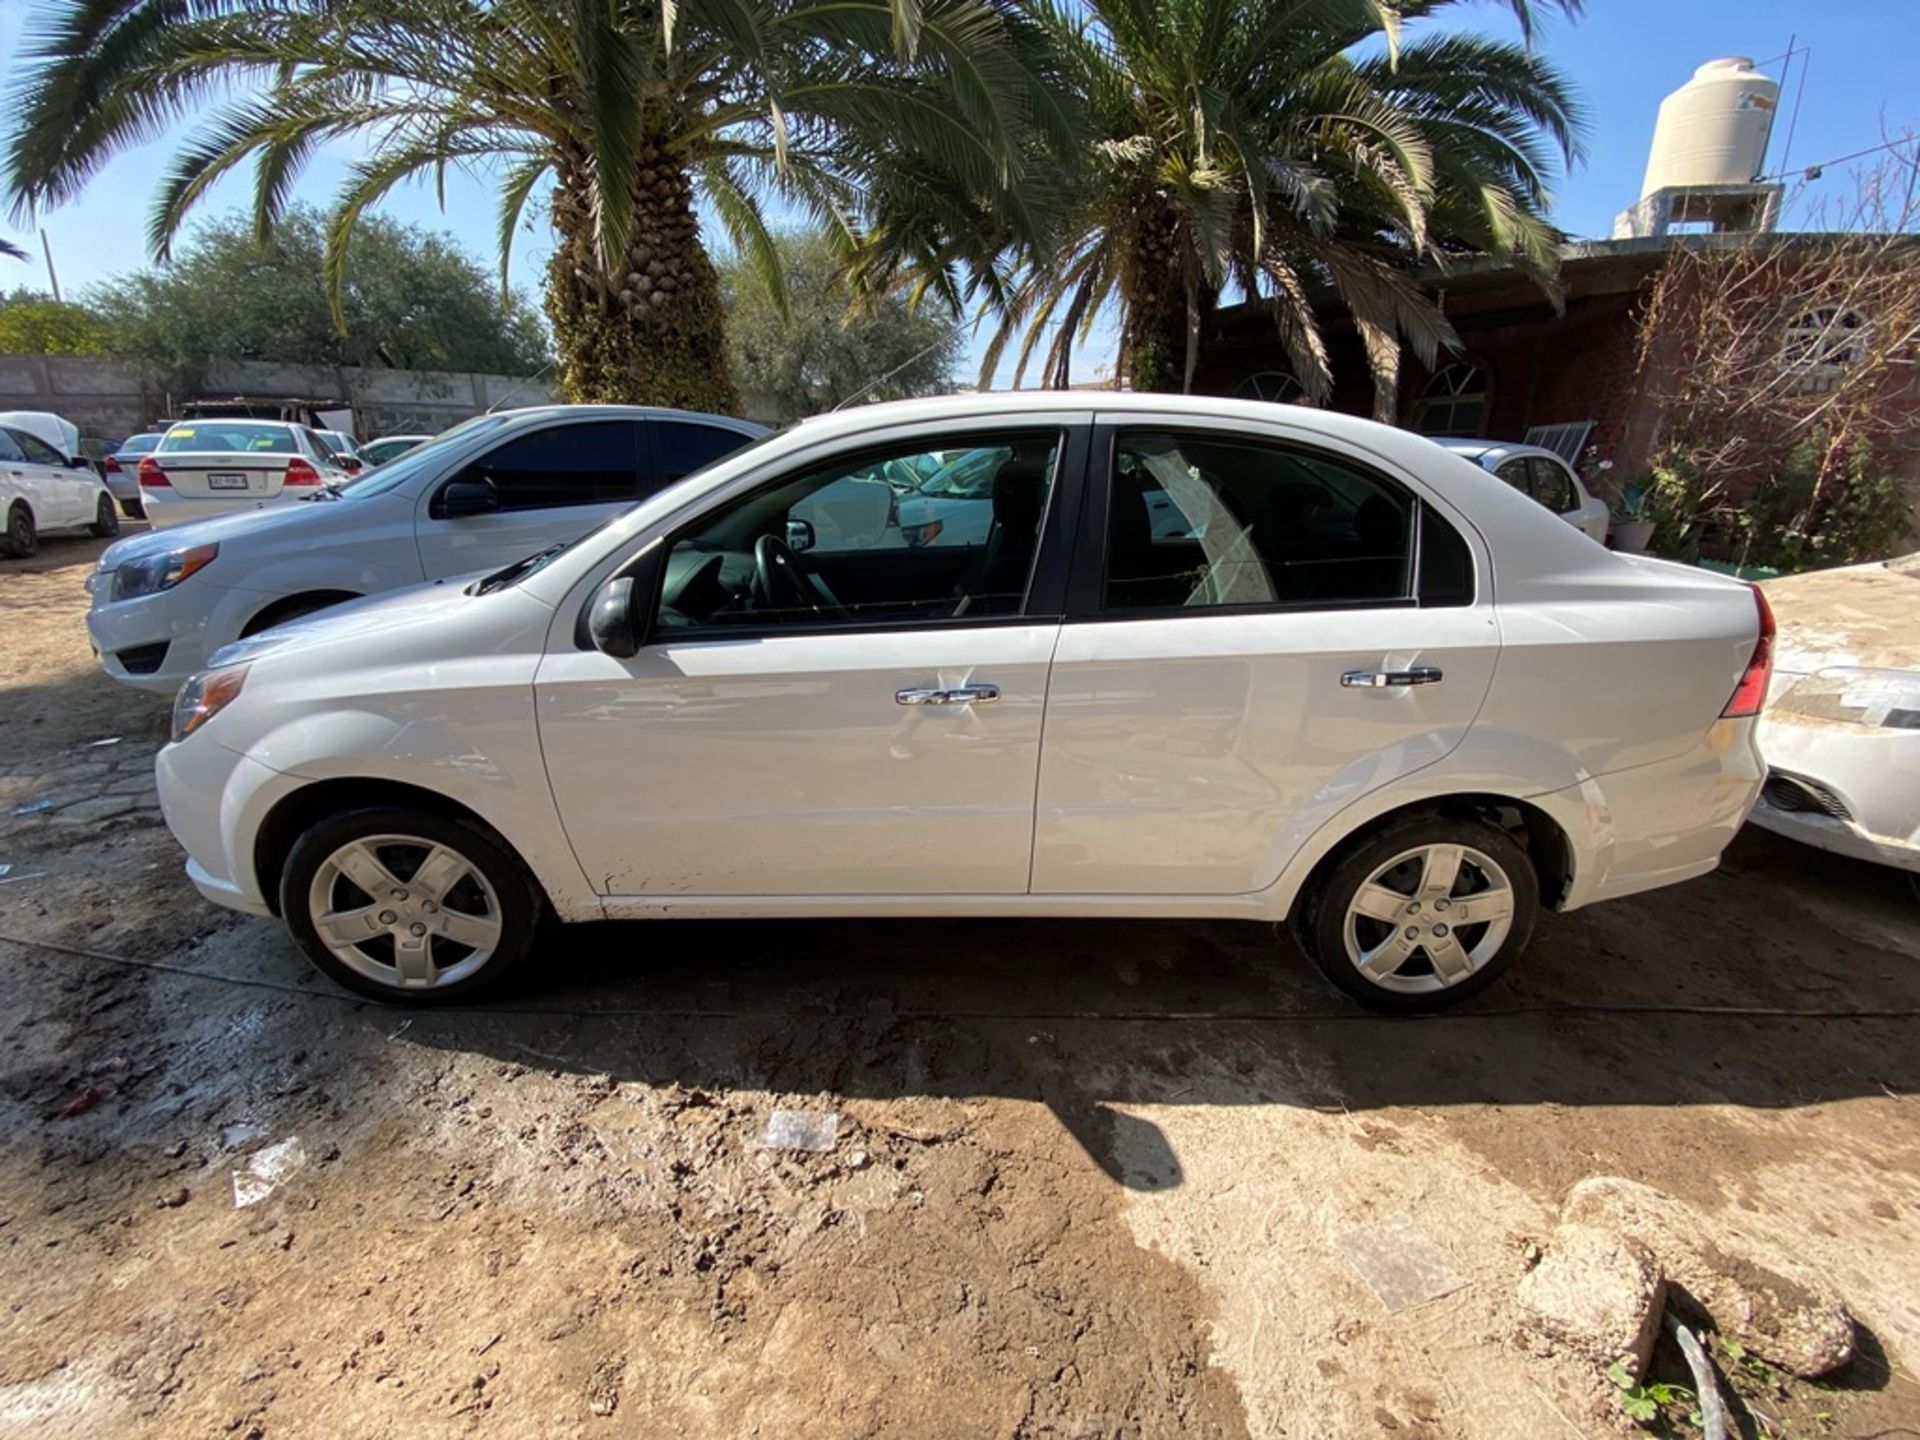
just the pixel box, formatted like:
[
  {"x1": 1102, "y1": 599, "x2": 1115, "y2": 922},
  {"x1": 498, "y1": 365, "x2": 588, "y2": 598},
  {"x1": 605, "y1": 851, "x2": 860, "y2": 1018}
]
[
  {"x1": 1297, "y1": 811, "x2": 1539, "y2": 1013},
  {"x1": 89, "y1": 494, "x2": 120, "y2": 538},
  {"x1": 0, "y1": 503, "x2": 35, "y2": 559},
  {"x1": 119, "y1": 497, "x2": 146, "y2": 521},
  {"x1": 279, "y1": 805, "x2": 546, "y2": 1004}
]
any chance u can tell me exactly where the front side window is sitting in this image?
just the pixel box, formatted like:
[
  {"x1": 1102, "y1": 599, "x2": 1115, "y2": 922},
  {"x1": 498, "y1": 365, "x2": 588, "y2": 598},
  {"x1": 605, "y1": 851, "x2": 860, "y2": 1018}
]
[
  {"x1": 655, "y1": 432, "x2": 1061, "y2": 634},
  {"x1": 452, "y1": 421, "x2": 641, "y2": 512},
  {"x1": 11, "y1": 430, "x2": 65, "y2": 466},
  {"x1": 1103, "y1": 431, "x2": 1417, "y2": 611},
  {"x1": 0, "y1": 430, "x2": 25, "y2": 464}
]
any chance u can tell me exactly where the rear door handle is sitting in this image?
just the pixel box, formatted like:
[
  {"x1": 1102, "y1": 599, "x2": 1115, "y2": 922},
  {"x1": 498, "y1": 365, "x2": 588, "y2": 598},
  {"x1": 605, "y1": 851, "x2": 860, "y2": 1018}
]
[
  {"x1": 1341, "y1": 667, "x2": 1443, "y2": 689},
  {"x1": 896, "y1": 684, "x2": 1001, "y2": 706}
]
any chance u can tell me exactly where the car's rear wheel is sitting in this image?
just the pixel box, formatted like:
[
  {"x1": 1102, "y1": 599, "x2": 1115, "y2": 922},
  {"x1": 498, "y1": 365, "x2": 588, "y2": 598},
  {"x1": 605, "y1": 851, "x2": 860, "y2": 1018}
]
[
  {"x1": 89, "y1": 494, "x2": 120, "y2": 538},
  {"x1": 280, "y1": 806, "x2": 543, "y2": 1003},
  {"x1": 1298, "y1": 813, "x2": 1538, "y2": 1012},
  {"x1": 1, "y1": 503, "x2": 36, "y2": 559}
]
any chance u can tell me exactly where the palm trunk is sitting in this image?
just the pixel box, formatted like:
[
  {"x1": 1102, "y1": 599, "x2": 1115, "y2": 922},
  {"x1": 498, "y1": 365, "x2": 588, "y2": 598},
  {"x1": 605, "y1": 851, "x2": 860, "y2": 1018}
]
[
  {"x1": 545, "y1": 143, "x2": 740, "y2": 411},
  {"x1": 1116, "y1": 203, "x2": 1186, "y2": 394}
]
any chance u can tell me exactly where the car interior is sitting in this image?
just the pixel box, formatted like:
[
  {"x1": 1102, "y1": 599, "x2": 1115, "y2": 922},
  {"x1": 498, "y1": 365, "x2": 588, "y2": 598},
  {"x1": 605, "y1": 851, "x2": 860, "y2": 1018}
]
[
  {"x1": 657, "y1": 434, "x2": 1063, "y2": 631},
  {"x1": 1105, "y1": 431, "x2": 1416, "y2": 610}
]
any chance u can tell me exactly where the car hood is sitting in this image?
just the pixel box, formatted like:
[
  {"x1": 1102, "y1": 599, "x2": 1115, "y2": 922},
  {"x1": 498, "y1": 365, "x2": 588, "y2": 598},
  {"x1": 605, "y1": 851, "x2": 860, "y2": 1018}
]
[
  {"x1": 1761, "y1": 551, "x2": 1920, "y2": 675},
  {"x1": 97, "y1": 492, "x2": 352, "y2": 567}
]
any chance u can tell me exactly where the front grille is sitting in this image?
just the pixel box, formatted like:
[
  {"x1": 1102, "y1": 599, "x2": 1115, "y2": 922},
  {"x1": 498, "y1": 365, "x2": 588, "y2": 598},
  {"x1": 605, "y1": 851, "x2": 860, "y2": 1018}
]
[
  {"x1": 1761, "y1": 770, "x2": 1853, "y2": 821},
  {"x1": 115, "y1": 641, "x2": 170, "y2": 676}
]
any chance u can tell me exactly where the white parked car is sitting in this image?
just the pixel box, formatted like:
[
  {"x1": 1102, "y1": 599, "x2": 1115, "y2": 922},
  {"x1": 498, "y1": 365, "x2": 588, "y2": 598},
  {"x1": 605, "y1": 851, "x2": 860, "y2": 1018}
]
[
  {"x1": 89, "y1": 405, "x2": 763, "y2": 690},
  {"x1": 0, "y1": 415, "x2": 119, "y2": 556},
  {"x1": 1749, "y1": 552, "x2": 1919, "y2": 885},
  {"x1": 153, "y1": 393, "x2": 1772, "y2": 1012},
  {"x1": 1432, "y1": 439, "x2": 1610, "y2": 543},
  {"x1": 138, "y1": 418, "x2": 354, "y2": 529},
  {"x1": 360, "y1": 434, "x2": 433, "y2": 467}
]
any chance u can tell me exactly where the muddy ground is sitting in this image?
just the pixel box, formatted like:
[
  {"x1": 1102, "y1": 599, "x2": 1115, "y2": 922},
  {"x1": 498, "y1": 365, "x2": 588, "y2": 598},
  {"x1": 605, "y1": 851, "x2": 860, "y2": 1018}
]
[{"x1": 1, "y1": 533, "x2": 1917, "y2": 1438}]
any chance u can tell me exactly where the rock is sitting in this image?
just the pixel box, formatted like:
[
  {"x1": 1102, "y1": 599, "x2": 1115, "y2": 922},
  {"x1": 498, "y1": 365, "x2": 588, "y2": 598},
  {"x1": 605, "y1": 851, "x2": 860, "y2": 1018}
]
[
  {"x1": 1564, "y1": 1176, "x2": 1855, "y2": 1377},
  {"x1": 156, "y1": 1188, "x2": 190, "y2": 1209},
  {"x1": 1516, "y1": 1223, "x2": 1665, "y2": 1379}
]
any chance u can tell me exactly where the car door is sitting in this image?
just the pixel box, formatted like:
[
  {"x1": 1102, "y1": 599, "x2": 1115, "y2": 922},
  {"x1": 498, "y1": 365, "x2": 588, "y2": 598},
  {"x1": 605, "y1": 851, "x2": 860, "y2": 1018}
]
[
  {"x1": 534, "y1": 419, "x2": 1088, "y2": 897},
  {"x1": 0, "y1": 429, "x2": 43, "y2": 526},
  {"x1": 1031, "y1": 418, "x2": 1500, "y2": 896},
  {"x1": 413, "y1": 419, "x2": 651, "y2": 580},
  {"x1": 4, "y1": 427, "x2": 81, "y2": 526}
]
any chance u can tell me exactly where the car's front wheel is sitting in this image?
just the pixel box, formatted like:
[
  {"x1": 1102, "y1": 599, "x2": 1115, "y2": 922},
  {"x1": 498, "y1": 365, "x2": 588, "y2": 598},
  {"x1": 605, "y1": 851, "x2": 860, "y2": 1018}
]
[
  {"x1": 280, "y1": 806, "x2": 544, "y2": 1003},
  {"x1": 1298, "y1": 813, "x2": 1539, "y2": 1012}
]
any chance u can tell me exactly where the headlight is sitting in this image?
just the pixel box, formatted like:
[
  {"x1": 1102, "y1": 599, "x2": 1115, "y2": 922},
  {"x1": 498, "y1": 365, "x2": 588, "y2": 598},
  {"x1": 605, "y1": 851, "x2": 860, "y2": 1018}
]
[
  {"x1": 172, "y1": 664, "x2": 251, "y2": 743},
  {"x1": 1772, "y1": 667, "x2": 1920, "y2": 730},
  {"x1": 112, "y1": 542, "x2": 218, "y2": 602}
]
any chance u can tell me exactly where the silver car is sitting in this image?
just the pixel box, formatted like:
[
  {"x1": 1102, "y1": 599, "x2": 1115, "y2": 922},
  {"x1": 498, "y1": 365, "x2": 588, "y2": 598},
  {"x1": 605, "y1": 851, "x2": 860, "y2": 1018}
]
[{"x1": 1431, "y1": 439, "x2": 1610, "y2": 543}]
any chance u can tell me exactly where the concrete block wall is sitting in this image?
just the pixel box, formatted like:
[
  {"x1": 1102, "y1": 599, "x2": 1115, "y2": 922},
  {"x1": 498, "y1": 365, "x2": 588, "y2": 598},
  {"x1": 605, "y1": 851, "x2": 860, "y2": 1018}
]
[{"x1": 0, "y1": 354, "x2": 561, "y2": 444}]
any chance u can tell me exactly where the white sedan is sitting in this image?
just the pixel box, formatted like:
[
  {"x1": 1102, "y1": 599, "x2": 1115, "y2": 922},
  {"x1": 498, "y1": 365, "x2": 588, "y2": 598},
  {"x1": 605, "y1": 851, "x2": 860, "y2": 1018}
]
[
  {"x1": 138, "y1": 419, "x2": 353, "y2": 528},
  {"x1": 1431, "y1": 439, "x2": 1611, "y2": 543},
  {"x1": 1749, "y1": 552, "x2": 1919, "y2": 883},
  {"x1": 154, "y1": 393, "x2": 1770, "y2": 1012}
]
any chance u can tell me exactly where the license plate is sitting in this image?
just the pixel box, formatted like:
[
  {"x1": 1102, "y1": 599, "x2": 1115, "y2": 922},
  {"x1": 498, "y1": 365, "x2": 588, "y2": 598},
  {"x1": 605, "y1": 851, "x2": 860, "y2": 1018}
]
[{"x1": 207, "y1": 472, "x2": 250, "y2": 490}]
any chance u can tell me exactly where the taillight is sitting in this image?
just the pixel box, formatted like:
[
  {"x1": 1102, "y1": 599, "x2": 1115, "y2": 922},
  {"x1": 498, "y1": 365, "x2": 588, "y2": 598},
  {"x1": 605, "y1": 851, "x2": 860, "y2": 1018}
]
[
  {"x1": 283, "y1": 456, "x2": 321, "y2": 487},
  {"x1": 104, "y1": 455, "x2": 122, "y2": 474},
  {"x1": 1722, "y1": 585, "x2": 1775, "y2": 718},
  {"x1": 137, "y1": 456, "x2": 170, "y2": 489}
]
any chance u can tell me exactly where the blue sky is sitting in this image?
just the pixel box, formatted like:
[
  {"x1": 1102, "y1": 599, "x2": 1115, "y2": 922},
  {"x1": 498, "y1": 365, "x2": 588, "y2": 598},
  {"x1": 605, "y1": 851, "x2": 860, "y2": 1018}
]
[{"x1": 0, "y1": 0, "x2": 1909, "y2": 385}]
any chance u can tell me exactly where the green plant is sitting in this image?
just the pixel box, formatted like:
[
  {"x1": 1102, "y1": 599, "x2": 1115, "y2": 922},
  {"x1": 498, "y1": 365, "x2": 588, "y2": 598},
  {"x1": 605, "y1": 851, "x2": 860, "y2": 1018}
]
[
  {"x1": 1737, "y1": 433, "x2": 1914, "y2": 573},
  {"x1": 1607, "y1": 1361, "x2": 1701, "y2": 1430},
  {"x1": 1642, "y1": 449, "x2": 1726, "y2": 559}
]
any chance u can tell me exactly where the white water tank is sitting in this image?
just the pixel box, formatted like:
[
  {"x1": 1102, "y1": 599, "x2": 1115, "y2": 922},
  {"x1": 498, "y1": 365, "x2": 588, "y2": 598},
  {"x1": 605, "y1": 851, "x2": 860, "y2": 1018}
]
[{"x1": 1639, "y1": 57, "x2": 1780, "y2": 198}]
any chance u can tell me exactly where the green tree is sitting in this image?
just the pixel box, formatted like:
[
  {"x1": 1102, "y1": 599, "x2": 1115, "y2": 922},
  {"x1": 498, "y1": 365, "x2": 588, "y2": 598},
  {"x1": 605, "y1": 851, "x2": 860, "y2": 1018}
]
[
  {"x1": 87, "y1": 207, "x2": 549, "y2": 385},
  {"x1": 0, "y1": 287, "x2": 109, "y2": 353},
  {"x1": 723, "y1": 231, "x2": 960, "y2": 423},
  {"x1": 5, "y1": 0, "x2": 1066, "y2": 412},
  {"x1": 856, "y1": 0, "x2": 1583, "y2": 408}
]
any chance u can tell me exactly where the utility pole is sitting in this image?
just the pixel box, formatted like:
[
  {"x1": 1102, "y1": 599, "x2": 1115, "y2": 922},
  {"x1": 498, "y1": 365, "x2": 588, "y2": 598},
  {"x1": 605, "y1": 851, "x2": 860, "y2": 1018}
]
[{"x1": 40, "y1": 228, "x2": 62, "y2": 302}]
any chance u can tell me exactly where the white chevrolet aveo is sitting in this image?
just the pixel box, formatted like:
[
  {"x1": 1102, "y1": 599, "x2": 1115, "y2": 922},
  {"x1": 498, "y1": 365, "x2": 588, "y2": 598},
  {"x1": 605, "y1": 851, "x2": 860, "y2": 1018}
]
[{"x1": 155, "y1": 394, "x2": 1773, "y2": 1012}]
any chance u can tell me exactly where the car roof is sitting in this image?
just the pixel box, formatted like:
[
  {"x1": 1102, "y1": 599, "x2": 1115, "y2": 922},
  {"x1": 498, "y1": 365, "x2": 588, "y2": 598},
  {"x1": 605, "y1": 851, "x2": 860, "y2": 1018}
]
[{"x1": 490, "y1": 403, "x2": 767, "y2": 435}]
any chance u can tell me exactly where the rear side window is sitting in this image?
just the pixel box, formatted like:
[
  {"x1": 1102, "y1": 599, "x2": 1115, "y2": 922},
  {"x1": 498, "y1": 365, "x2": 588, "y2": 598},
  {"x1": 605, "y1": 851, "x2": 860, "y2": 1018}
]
[
  {"x1": 455, "y1": 421, "x2": 642, "y2": 511},
  {"x1": 654, "y1": 422, "x2": 753, "y2": 485},
  {"x1": 1102, "y1": 430, "x2": 1416, "y2": 611}
]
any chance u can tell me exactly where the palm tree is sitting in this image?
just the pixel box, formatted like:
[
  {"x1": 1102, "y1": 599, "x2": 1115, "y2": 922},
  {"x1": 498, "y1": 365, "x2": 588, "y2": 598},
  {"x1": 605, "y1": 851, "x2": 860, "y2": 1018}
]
[
  {"x1": 0, "y1": 239, "x2": 25, "y2": 261},
  {"x1": 864, "y1": 0, "x2": 1584, "y2": 412},
  {"x1": 4, "y1": 0, "x2": 1067, "y2": 410}
]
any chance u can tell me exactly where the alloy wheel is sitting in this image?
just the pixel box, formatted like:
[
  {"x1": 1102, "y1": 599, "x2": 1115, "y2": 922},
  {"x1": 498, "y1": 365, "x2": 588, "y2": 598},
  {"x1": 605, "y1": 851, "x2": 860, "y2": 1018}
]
[
  {"x1": 305, "y1": 833, "x2": 504, "y2": 990},
  {"x1": 1341, "y1": 842, "x2": 1516, "y2": 995}
]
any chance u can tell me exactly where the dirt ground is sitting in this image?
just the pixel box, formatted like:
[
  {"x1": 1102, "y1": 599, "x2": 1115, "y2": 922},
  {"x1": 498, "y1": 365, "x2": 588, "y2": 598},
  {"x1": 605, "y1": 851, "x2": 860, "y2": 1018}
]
[{"x1": 2, "y1": 533, "x2": 1918, "y2": 1439}]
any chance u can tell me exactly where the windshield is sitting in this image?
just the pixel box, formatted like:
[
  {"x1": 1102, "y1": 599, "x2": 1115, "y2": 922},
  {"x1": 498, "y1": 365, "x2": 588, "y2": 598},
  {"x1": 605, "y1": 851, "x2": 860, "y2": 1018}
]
[
  {"x1": 333, "y1": 413, "x2": 514, "y2": 499},
  {"x1": 159, "y1": 421, "x2": 297, "y2": 453}
]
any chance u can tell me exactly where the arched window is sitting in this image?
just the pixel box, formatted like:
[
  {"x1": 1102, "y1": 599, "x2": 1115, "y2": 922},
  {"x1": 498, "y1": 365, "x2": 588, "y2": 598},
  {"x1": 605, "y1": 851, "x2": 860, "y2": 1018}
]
[
  {"x1": 1411, "y1": 364, "x2": 1488, "y2": 437},
  {"x1": 1232, "y1": 370, "x2": 1305, "y2": 405},
  {"x1": 1782, "y1": 309, "x2": 1867, "y2": 394}
]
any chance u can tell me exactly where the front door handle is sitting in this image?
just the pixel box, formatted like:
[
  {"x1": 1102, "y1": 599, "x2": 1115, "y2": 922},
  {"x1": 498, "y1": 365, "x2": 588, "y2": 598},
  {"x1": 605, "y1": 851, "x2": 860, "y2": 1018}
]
[
  {"x1": 1341, "y1": 667, "x2": 1443, "y2": 689},
  {"x1": 896, "y1": 684, "x2": 1001, "y2": 706}
]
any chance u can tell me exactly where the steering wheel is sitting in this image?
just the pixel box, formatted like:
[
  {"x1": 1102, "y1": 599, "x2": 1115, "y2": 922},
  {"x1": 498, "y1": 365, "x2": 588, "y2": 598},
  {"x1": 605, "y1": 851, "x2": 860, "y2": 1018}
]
[{"x1": 752, "y1": 534, "x2": 849, "y2": 622}]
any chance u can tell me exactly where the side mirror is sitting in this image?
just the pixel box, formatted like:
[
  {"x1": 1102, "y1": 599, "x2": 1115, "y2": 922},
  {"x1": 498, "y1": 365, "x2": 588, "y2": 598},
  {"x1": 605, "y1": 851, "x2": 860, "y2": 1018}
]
[
  {"x1": 439, "y1": 476, "x2": 501, "y2": 519},
  {"x1": 786, "y1": 518, "x2": 816, "y2": 553},
  {"x1": 587, "y1": 576, "x2": 640, "y2": 658}
]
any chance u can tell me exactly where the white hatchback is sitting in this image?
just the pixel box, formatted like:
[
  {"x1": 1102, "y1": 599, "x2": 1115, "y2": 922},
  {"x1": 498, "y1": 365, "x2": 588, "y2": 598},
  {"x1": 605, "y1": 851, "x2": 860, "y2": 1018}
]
[
  {"x1": 154, "y1": 393, "x2": 1772, "y2": 1012},
  {"x1": 1431, "y1": 439, "x2": 1611, "y2": 543},
  {"x1": 88, "y1": 405, "x2": 764, "y2": 691}
]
